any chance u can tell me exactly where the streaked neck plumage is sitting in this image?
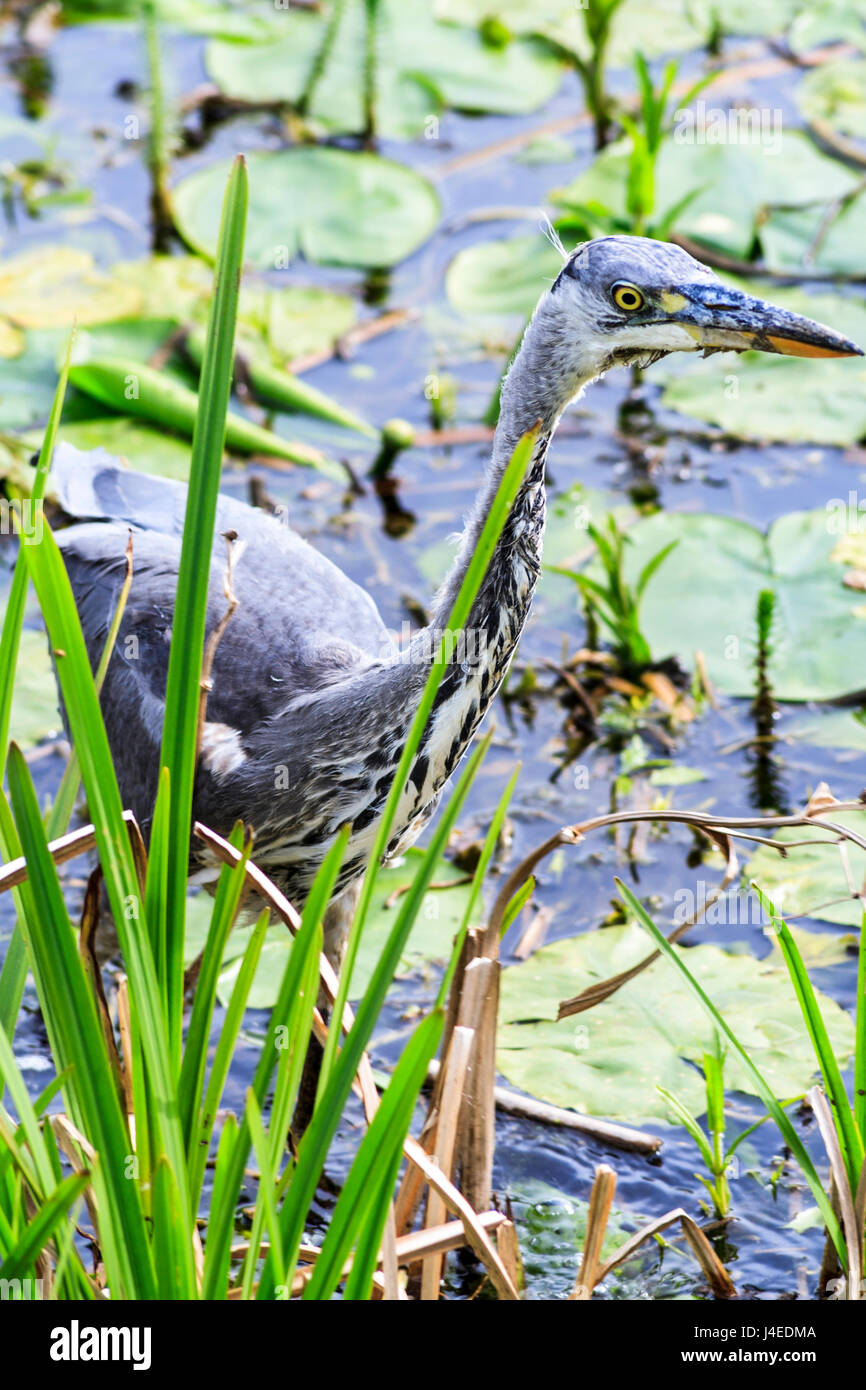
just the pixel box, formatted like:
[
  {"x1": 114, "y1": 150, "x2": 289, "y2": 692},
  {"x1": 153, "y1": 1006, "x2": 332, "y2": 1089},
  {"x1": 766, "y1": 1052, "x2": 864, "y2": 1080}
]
[{"x1": 399, "y1": 290, "x2": 595, "y2": 812}]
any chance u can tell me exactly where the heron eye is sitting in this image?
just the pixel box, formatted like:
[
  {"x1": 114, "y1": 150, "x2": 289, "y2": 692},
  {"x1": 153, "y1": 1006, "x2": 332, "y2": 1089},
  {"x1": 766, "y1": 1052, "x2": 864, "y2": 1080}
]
[{"x1": 612, "y1": 283, "x2": 644, "y2": 312}]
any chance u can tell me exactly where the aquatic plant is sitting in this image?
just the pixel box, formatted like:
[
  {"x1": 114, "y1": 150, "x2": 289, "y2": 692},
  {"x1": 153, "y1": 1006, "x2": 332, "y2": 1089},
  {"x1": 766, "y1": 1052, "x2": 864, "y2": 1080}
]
[
  {"x1": 550, "y1": 513, "x2": 678, "y2": 673},
  {"x1": 657, "y1": 1032, "x2": 779, "y2": 1220}
]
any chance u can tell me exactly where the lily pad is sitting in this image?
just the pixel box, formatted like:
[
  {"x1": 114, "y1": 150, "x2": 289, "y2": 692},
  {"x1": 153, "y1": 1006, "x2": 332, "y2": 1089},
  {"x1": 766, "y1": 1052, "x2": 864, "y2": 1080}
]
[
  {"x1": 53, "y1": 419, "x2": 192, "y2": 481},
  {"x1": 0, "y1": 247, "x2": 141, "y2": 336},
  {"x1": 744, "y1": 812, "x2": 866, "y2": 929},
  {"x1": 497, "y1": 921, "x2": 854, "y2": 1123},
  {"x1": 207, "y1": 0, "x2": 563, "y2": 138},
  {"x1": 211, "y1": 849, "x2": 474, "y2": 1009},
  {"x1": 761, "y1": 192, "x2": 866, "y2": 278},
  {"x1": 553, "y1": 131, "x2": 858, "y2": 261},
  {"x1": 789, "y1": 709, "x2": 866, "y2": 752},
  {"x1": 113, "y1": 257, "x2": 357, "y2": 362},
  {"x1": 446, "y1": 235, "x2": 561, "y2": 318},
  {"x1": 172, "y1": 148, "x2": 440, "y2": 271},
  {"x1": 571, "y1": 507, "x2": 866, "y2": 701},
  {"x1": 8, "y1": 626, "x2": 62, "y2": 749},
  {"x1": 798, "y1": 58, "x2": 866, "y2": 141},
  {"x1": 435, "y1": 0, "x2": 792, "y2": 63}
]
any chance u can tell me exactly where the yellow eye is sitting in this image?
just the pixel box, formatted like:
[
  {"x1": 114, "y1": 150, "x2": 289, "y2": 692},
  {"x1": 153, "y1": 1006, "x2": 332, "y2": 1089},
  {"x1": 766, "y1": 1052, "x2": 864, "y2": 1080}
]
[{"x1": 612, "y1": 282, "x2": 644, "y2": 312}]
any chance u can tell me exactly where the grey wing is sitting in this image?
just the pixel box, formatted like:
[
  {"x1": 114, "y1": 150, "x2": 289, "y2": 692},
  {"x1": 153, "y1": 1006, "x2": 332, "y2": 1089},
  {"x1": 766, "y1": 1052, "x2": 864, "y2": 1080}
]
[{"x1": 52, "y1": 445, "x2": 395, "y2": 831}]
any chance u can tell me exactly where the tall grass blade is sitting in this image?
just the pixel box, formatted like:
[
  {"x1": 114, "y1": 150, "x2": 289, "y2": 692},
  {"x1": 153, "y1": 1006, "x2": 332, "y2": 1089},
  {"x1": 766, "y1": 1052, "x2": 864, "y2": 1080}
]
[
  {"x1": 306, "y1": 1009, "x2": 444, "y2": 1301},
  {"x1": 617, "y1": 877, "x2": 846, "y2": 1264},
  {"x1": 157, "y1": 153, "x2": 248, "y2": 1061}
]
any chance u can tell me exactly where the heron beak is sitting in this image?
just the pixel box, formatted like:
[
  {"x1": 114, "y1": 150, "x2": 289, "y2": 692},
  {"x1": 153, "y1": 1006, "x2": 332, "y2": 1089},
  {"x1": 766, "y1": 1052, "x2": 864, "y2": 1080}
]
[{"x1": 667, "y1": 282, "x2": 864, "y2": 359}]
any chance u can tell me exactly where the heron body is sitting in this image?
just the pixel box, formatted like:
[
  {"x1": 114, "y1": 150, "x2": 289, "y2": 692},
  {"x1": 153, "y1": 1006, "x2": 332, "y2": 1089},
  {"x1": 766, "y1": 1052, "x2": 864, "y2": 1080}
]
[{"x1": 52, "y1": 236, "x2": 861, "y2": 953}]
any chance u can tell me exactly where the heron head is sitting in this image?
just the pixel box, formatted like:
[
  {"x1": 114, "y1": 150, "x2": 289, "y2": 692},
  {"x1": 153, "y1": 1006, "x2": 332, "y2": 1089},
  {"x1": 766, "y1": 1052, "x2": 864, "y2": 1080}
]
[{"x1": 549, "y1": 234, "x2": 863, "y2": 374}]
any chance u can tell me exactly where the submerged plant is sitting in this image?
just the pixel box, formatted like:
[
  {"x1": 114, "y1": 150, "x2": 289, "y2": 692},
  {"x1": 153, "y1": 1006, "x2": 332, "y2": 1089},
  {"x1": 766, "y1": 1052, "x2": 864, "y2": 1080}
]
[{"x1": 551, "y1": 513, "x2": 677, "y2": 673}]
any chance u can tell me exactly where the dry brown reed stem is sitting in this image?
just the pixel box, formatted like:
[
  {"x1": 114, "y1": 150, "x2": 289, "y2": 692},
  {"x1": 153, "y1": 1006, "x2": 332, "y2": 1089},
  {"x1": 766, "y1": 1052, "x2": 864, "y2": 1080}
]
[
  {"x1": 440, "y1": 795, "x2": 866, "y2": 1210},
  {"x1": 566, "y1": 1164, "x2": 735, "y2": 1300},
  {"x1": 420, "y1": 1026, "x2": 474, "y2": 1300},
  {"x1": 572, "y1": 1165, "x2": 617, "y2": 1299},
  {"x1": 809, "y1": 1087, "x2": 862, "y2": 1301}
]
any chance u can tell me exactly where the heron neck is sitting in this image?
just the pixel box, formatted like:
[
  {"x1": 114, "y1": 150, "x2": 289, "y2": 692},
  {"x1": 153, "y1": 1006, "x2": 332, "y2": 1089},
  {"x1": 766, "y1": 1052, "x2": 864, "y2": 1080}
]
[
  {"x1": 393, "y1": 301, "x2": 590, "y2": 807},
  {"x1": 431, "y1": 299, "x2": 588, "y2": 641}
]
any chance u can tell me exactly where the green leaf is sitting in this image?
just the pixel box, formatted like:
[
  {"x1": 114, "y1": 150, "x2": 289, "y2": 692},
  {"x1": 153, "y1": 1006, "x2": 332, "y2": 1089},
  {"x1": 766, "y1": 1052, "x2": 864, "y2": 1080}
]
[
  {"x1": 497, "y1": 920, "x2": 854, "y2": 1124},
  {"x1": 560, "y1": 508, "x2": 866, "y2": 701},
  {"x1": 798, "y1": 57, "x2": 866, "y2": 141},
  {"x1": 553, "y1": 130, "x2": 858, "y2": 260},
  {"x1": 171, "y1": 148, "x2": 440, "y2": 270},
  {"x1": 206, "y1": 0, "x2": 564, "y2": 137},
  {"x1": 156, "y1": 153, "x2": 248, "y2": 1061}
]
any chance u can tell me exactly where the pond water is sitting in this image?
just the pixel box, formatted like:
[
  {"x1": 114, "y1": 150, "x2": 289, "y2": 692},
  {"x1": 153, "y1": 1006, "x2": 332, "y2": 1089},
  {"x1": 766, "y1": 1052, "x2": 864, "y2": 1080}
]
[{"x1": 1, "y1": 9, "x2": 865, "y2": 1300}]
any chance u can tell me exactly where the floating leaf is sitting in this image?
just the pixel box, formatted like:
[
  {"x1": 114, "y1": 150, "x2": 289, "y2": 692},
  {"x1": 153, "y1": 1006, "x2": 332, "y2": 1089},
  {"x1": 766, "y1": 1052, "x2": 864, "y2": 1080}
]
[
  {"x1": 798, "y1": 57, "x2": 866, "y2": 141},
  {"x1": 172, "y1": 148, "x2": 440, "y2": 270},
  {"x1": 553, "y1": 131, "x2": 858, "y2": 259},
  {"x1": 744, "y1": 813, "x2": 866, "y2": 929},
  {"x1": 54, "y1": 419, "x2": 192, "y2": 481},
  {"x1": 208, "y1": 849, "x2": 474, "y2": 1009},
  {"x1": 436, "y1": 0, "x2": 708, "y2": 63},
  {"x1": 497, "y1": 922, "x2": 854, "y2": 1123},
  {"x1": 563, "y1": 507, "x2": 866, "y2": 701},
  {"x1": 788, "y1": 709, "x2": 866, "y2": 753},
  {"x1": 648, "y1": 765, "x2": 707, "y2": 787},
  {"x1": 446, "y1": 235, "x2": 561, "y2": 318},
  {"x1": 0, "y1": 247, "x2": 141, "y2": 330},
  {"x1": 206, "y1": 0, "x2": 563, "y2": 138},
  {"x1": 7, "y1": 626, "x2": 62, "y2": 749},
  {"x1": 113, "y1": 256, "x2": 357, "y2": 362}
]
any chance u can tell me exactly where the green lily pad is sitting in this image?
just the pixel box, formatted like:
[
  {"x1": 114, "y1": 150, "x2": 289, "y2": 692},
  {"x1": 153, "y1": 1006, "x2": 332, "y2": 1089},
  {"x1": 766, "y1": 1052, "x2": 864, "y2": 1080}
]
[
  {"x1": 0, "y1": 330, "x2": 65, "y2": 431},
  {"x1": 569, "y1": 507, "x2": 866, "y2": 701},
  {"x1": 435, "y1": 0, "x2": 795, "y2": 63},
  {"x1": 761, "y1": 193, "x2": 866, "y2": 278},
  {"x1": 744, "y1": 811, "x2": 866, "y2": 929},
  {"x1": 209, "y1": 849, "x2": 474, "y2": 1009},
  {"x1": 8, "y1": 626, "x2": 62, "y2": 749},
  {"x1": 788, "y1": 2, "x2": 866, "y2": 55},
  {"x1": 497, "y1": 921, "x2": 854, "y2": 1124},
  {"x1": 53, "y1": 419, "x2": 192, "y2": 481},
  {"x1": 788, "y1": 709, "x2": 866, "y2": 753},
  {"x1": 171, "y1": 148, "x2": 440, "y2": 270},
  {"x1": 446, "y1": 234, "x2": 561, "y2": 318},
  {"x1": 207, "y1": 0, "x2": 563, "y2": 138},
  {"x1": 112, "y1": 257, "x2": 357, "y2": 363},
  {"x1": 798, "y1": 57, "x2": 866, "y2": 140},
  {"x1": 553, "y1": 131, "x2": 858, "y2": 260},
  {"x1": 0, "y1": 247, "x2": 141, "y2": 335}
]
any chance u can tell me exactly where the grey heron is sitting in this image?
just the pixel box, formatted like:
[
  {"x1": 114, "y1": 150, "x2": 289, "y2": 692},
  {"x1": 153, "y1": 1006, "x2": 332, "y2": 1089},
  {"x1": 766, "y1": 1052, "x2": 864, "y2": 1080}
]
[{"x1": 51, "y1": 235, "x2": 862, "y2": 972}]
